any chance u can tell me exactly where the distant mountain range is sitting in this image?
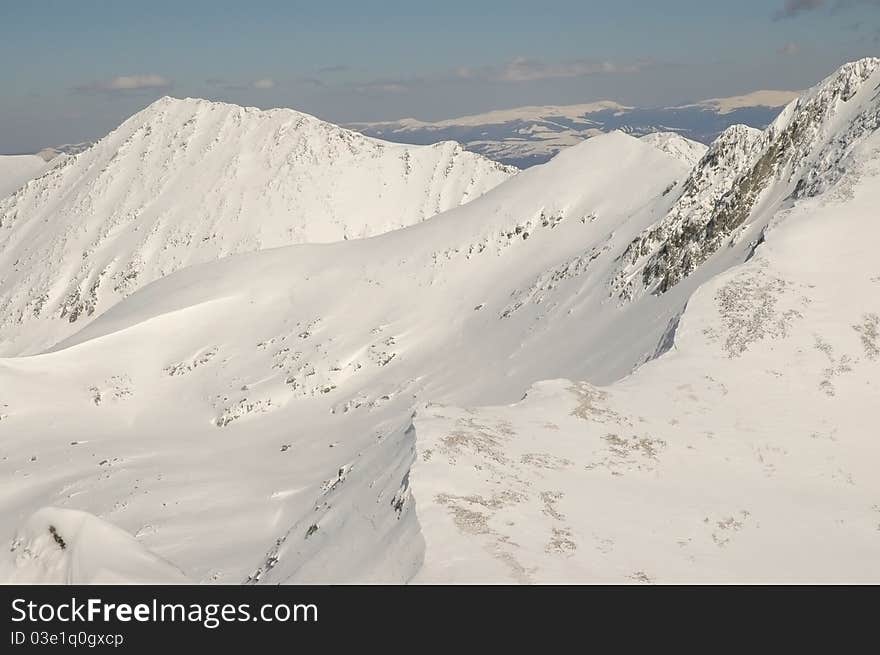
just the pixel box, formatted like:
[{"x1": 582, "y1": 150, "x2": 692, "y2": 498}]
[
  {"x1": 1, "y1": 90, "x2": 798, "y2": 174},
  {"x1": 0, "y1": 154, "x2": 50, "y2": 198},
  {"x1": 0, "y1": 143, "x2": 94, "y2": 197},
  {"x1": 34, "y1": 142, "x2": 92, "y2": 161},
  {"x1": 349, "y1": 90, "x2": 801, "y2": 167}
]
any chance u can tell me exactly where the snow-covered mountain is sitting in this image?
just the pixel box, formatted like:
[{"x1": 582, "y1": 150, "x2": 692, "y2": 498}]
[
  {"x1": 615, "y1": 58, "x2": 880, "y2": 301},
  {"x1": 34, "y1": 142, "x2": 93, "y2": 162},
  {"x1": 673, "y1": 89, "x2": 804, "y2": 114},
  {"x1": 350, "y1": 91, "x2": 798, "y2": 167},
  {"x1": 414, "y1": 121, "x2": 880, "y2": 582},
  {"x1": 1, "y1": 144, "x2": 93, "y2": 200},
  {"x1": 0, "y1": 96, "x2": 514, "y2": 355},
  {"x1": 412, "y1": 59, "x2": 880, "y2": 582},
  {"x1": 0, "y1": 130, "x2": 692, "y2": 584},
  {"x1": 638, "y1": 132, "x2": 708, "y2": 167},
  {"x1": 1, "y1": 60, "x2": 878, "y2": 584}
]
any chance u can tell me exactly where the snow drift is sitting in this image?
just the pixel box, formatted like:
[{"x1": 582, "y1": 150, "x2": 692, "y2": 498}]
[{"x1": 1, "y1": 508, "x2": 189, "y2": 584}]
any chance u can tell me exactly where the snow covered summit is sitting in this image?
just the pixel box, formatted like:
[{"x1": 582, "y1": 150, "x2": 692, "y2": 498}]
[
  {"x1": 638, "y1": 132, "x2": 708, "y2": 167},
  {"x1": 615, "y1": 57, "x2": 880, "y2": 301},
  {"x1": 0, "y1": 96, "x2": 515, "y2": 355}
]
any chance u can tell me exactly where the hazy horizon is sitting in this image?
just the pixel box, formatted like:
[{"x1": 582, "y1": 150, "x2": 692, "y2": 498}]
[{"x1": 2, "y1": 0, "x2": 879, "y2": 153}]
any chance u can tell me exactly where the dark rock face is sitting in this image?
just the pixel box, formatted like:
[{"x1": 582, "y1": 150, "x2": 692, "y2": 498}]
[{"x1": 612, "y1": 58, "x2": 880, "y2": 302}]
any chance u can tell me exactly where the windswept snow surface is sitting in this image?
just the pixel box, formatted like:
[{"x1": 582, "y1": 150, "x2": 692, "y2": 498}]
[
  {"x1": 0, "y1": 132, "x2": 688, "y2": 584},
  {"x1": 1, "y1": 60, "x2": 879, "y2": 584},
  {"x1": 414, "y1": 152, "x2": 880, "y2": 582},
  {"x1": 0, "y1": 97, "x2": 514, "y2": 356},
  {"x1": 412, "y1": 60, "x2": 880, "y2": 582},
  {"x1": 639, "y1": 132, "x2": 708, "y2": 167},
  {"x1": 1, "y1": 507, "x2": 189, "y2": 584},
  {"x1": 0, "y1": 155, "x2": 49, "y2": 199}
]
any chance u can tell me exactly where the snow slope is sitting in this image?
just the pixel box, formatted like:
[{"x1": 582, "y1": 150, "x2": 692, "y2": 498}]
[
  {"x1": 0, "y1": 154, "x2": 49, "y2": 199},
  {"x1": 1, "y1": 507, "x2": 189, "y2": 583},
  {"x1": 614, "y1": 58, "x2": 880, "y2": 301},
  {"x1": 411, "y1": 60, "x2": 880, "y2": 583},
  {"x1": 0, "y1": 132, "x2": 688, "y2": 583},
  {"x1": 413, "y1": 139, "x2": 880, "y2": 582},
  {"x1": 0, "y1": 96, "x2": 514, "y2": 356},
  {"x1": 639, "y1": 132, "x2": 708, "y2": 167},
  {"x1": 0, "y1": 60, "x2": 878, "y2": 584}
]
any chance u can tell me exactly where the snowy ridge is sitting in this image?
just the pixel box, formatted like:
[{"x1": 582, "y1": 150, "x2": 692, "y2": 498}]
[
  {"x1": 1, "y1": 507, "x2": 189, "y2": 583},
  {"x1": 638, "y1": 132, "x2": 708, "y2": 167},
  {"x1": 613, "y1": 124, "x2": 765, "y2": 298},
  {"x1": 413, "y1": 144, "x2": 880, "y2": 581},
  {"x1": 0, "y1": 96, "x2": 514, "y2": 355},
  {"x1": 613, "y1": 57, "x2": 880, "y2": 300}
]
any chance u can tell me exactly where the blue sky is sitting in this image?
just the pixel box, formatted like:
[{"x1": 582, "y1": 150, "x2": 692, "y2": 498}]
[{"x1": 1, "y1": 0, "x2": 878, "y2": 152}]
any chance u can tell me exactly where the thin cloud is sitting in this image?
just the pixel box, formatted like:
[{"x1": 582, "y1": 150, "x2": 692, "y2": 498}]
[
  {"x1": 355, "y1": 56, "x2": 653, "y2": 94},
  {"x1": 205, "y1": 77, "x2": 277, "y2": 91},
  {"x1": 774, "y1": 0, "x2": 825, "y2": 19},
  {"x1": 73, "y1": 74, "x2": 172, "y2": 94},
  {"x1": 318, "y1": 65, "x2": 350, "y2": 74},
  {"x1": 495, "y1": 57, "x2": 650, "y2": 82},
  {"x1": 355, "y1": 80, "x2": 412, "y2": 94},
  {"x1": 454, "y1": 57, "x2": 652, "y2": 83},
  {"x1": 774, "y1": 0, "x2": 880, "y2": 19},
  {"x1": 299, "y1": 77, "x2": 327, "y2": 88},
  {"x1": 777, "y1": 42, "x2": 801, "y2": 55}
]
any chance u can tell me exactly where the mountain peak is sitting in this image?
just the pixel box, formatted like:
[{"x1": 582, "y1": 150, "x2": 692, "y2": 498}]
[
  {"x1": 639, "y1": 132, "x2": 708, "y2": 167},
  {"x1": 0, "y1": 100, "x2": 515, "y2": 354},
  {"x1": 613, "y1": 57, "x2": 880, "y2": 301},
  {"x1": 137, "y1": 95, "x2": 316, "y2": 125}
]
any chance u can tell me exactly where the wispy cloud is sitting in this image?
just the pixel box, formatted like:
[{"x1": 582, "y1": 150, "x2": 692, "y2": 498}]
[
  {"x1": 292, "y1": 66, "x2": 353, "y2": 88},
  {"x1": 206, "y1": 77, "x2": 277, "y2": 90},
  {"x1": 774, "y1": 0, "x2": 825, "y2": 19},
  {"x1": 355, "y1": 80, "x2": 411, "y2": 94},
  {"x1": 354, "y1": 56, "x2": 653, "y2": 94},
  {"x1": 317, "y1": 65, "x2": 350, "y2": 74},
  {"x1": 299, "y1": 77, "x2": 327, "y2": 88},
  {"x1": 73, "y1": 74, "x2": 172, "y2": 94},
  {"x1": 488, "y1": 57, "x2": 650, "y2": 82},
  {"x1": 774, "y1": 0, "x2": 880, "y2": 19},
  {"x1": 776, "y1": 41, "x2": 801, "y2": 55}
]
